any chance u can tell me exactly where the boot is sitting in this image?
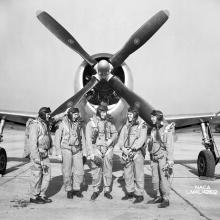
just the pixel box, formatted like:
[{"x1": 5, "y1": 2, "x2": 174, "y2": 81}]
[
  {"x1": 133, "y1": 195, "x2": 144, "y2": 204},
  {"x1": 30, "y1": 196, "x2": 46, "y2": 204},
  {"x1": 91, "y1": 192, "x2": 99, "y2": 201},
  {"x1": 158, "y1": 199, "x2": 169, "y2": 208},
  {"x1": 104, "y1": 192, "x2": 113, "y2": 199},
  {"x1": 73, "y1": 190, "x2": 83, "y2": 198},
  {"x1": 147, "y1": 196, "x2": 163, "y2": 204},
  {"x1": 67, "y1": 191, "x2": 73, "y2": 199},
  {"x1": 41, "y1": 196, "x2": 52, "y2": 203},
  {"x1": 121, "y1": 192, "x2": 134, "y2": 200}
]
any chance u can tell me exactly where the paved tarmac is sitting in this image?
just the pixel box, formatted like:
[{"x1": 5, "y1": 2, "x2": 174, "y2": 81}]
[{"x1": 0, "y1": 123, "x2": 220, "y2": 220}]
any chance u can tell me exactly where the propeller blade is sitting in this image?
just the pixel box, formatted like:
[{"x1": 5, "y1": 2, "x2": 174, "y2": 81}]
[
  {"x1": 51, "y1": 76, "x2": 98, "y2": 117},
  {"x1": 109, "y1": 10, "x2": 169, "y2": 68},
  {"x1": 36, "y1": 10, "x2": 97, "y2": 66},
  {"x1": 108, "y1": 76, "x2": 154, "y2": 126}
]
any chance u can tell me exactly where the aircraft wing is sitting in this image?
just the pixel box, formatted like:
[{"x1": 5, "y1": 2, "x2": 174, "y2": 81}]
[
  {"x1": 0, "y1": 109, "x2": 36, "y2": 125},
  {"x1": 0, "y1": 108, "x2": 220, "y2": 130},
  {"x1": 165, "y1": 112, "x2": 220, "y2": 129}
]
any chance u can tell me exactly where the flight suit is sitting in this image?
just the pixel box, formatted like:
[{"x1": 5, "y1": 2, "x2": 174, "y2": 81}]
[
  {"x1": 148, "y1": 122, "x2": 174, "y2": 200},
  {"x1": 86, "y1": 115, "x2": 118, "y2": 193},
  {"x1": 29, "y1": 117, "x2": 52, "y2": 199},
  {"x1": 117, "y1": 117, "x2": 147, "y2": 196},
  {"x1": 54, "y1": 116, "x2": 86, "y2": 192}
]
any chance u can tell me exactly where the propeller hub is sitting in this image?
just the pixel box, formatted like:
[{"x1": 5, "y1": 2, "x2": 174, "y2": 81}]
[{"x1": 96, "y1": 60, "x2": 112, "y2": 79}]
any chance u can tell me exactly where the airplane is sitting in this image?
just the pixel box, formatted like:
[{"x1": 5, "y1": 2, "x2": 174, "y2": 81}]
[{"x1": 0, "y1": 10, "x2": 219, "y2": 180}]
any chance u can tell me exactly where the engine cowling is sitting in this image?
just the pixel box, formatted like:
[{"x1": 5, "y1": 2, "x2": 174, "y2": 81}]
[{"x1": 74, "y1": 53, "x2": 133, "y2": 130}]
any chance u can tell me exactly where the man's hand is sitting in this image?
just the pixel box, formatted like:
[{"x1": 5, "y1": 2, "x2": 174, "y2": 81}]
[
  {"x1": 100, "y1": 146, "x2": 108, "y2": 155},
  {"x1": 130, "y1": 145, "x2": 137, "y2": 150},
  {"x1": 57, "y1": 154, "x2": 63, "y2": 162},
  {"x1": 34, "y1": 159, "x2": 41, "y2": 165},
  {"x1": 42, "y1": 165, "x2": 49, "y2": 173},
  {"x1": 105, "y1": 139, "x2": 112, "y2": 147},
  {"x1": 167, "y1": 160, "x2": 174, "y2": 168},
  {"x1": 64, "y1": 107, "x2": 70, "y2": 115},
  {"x1": 122, "y1": 147, "x2": 130, "y2": 155},
  {"x1": 88, "y1": 154, "x2": 94, "y2": 161}
]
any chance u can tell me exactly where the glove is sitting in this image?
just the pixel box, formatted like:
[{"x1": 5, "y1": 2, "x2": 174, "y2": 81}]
[
  {"x1": 100, "y1": 145, "x2": 108, "y2": 155},
  {"x1": 130, "y1": 145, "x2": 137, "y2": 150},
  {"x1": 42, "y1": 165, "x2": 49, "y2": 173},
  {"x1": 88, "y1": 154, "x2": 94, "y2": 161},
  {"x1": 93, "y1": 155, "x2": 103, "y2": 167},
  {"x1": 167, "y1": 160, "x2": 174, "y2": 168},
  {"x1": 122, "y1": 147, "x2": 130, "y2": 155},
  {"x1": 163, "y1": 160, "x2": 174, "y2": 177},
  {"x1": 64, "y1": 107, "x2": 71, "y2": 115},
  {"x1": 57, "y1": 154, "x2": 63, "y2": 162}
]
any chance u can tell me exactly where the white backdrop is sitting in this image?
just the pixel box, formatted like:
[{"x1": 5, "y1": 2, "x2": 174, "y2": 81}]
[{"x1": 0, "y1": 0, "x2": 220, "y2": 115}]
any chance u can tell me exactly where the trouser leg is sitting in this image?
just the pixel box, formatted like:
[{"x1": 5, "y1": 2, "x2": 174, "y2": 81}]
[
  {"x1": 158, "y1": 157, "x2": 170, "y2": 200},
  {"x1": 124, "y1": 162, "x2": 135, "y2": 193},
  {"x1": 30, "y1": 161, "x2": 43, "y2": 199},
  {"x1": 150, "y1": 160, "x2": 160, "y2": 196},
  {"x1": 91, "y1": 162, "x2": 102, "y2": 192},
  {"x1": 133, "y1": 152, "x2": 144, "y2": 196},
  {"x1": 103, "y1": 148, "x2": 113, "y2": 192},
  {"x1": 40, "y1": 157, "x2": 51, "y2": 197},
  {"x1": 62, "y1": 149, "x2": 73, "y2": 192},
  {"x1": 72, "y1": 151, "x2": 84, "y2": 191}
]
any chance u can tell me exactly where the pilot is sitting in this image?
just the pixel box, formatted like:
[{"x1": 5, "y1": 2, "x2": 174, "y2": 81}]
[
  {"x1": 116, "y1": 107, "x2": 147, "y2": 203},
  {"x1": 86, "y1": 105, "x2": 118, "y2": 200},
  {"x1": 54, "y1": 107, "x2": 87, "y2": 199},
  {"x1": 147, "y1": 110, "x2": 174, "y2": 208},
  {"x1": 29, "y1": 107, "x2": 53, "y2": 204}
]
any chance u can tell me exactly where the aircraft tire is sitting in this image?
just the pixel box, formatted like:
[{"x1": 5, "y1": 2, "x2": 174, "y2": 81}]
[
  {"x1": 0, "y1": 147, "x2": 7, "y2": 175},
  {"x1": 197, "y1": 150, "x2": 215, "y2": 177}
]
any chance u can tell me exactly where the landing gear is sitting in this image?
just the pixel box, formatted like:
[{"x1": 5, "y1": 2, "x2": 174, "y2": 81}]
[
  {"x1": 0, "y1": 147, "x2": 7, "y2": 175},
  {"x1": 197, "y1": 150, "x2": 215, "y2": 177},
  {"x1": 0, "y1": 118, "x2": 7, "y2": 175},
  {"x1": 198, "y1": 122, "x2": 220, "y2": 177}
]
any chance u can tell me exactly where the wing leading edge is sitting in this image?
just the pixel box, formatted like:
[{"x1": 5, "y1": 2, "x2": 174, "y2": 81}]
[
  {"x1": 165, "y1": 112, "x2": 220, "y2": 129},
  {"x1": 0, "y1": 109, "x2": 220, "y2": 129},
  {"x1": 0, "y1": 109, "x2": 36, "y2": 125}
]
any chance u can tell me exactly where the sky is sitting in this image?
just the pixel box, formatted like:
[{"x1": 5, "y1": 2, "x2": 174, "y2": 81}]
[{"x1": 0, "y1": 0, "x2": 220, "y2": 115}]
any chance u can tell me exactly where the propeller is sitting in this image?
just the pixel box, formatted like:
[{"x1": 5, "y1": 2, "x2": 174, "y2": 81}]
[
  {"x1": 36, "y1": 10, "x2": 170, "y2": 125},
  {"x1": 107, "y1": 75, "x2": 154, "y2": 126},
  {"x1": 106, "y1": 10, "x2": 170, "y2": 125},
  {"x1": 36, "y1": 10, "x2": 99, "y2": 117},
  {"x1": 51, "y1": 76, "x2": 99, "y2": 117},
  {"x1": 109, "y1": 10, "x2": 169, "y2": 68},
  {"x1": 36, "y1": 10, "x2": 97, "y2": 66}
]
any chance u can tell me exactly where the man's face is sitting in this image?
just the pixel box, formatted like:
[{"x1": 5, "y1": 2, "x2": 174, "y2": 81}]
[
  {"x1": 70, "y1": 112, "x2": 79, "y2": 122},
  {"x1": 151, "y1": 115, "x2": 157, "y2": 124},
  {"x1": 100, "y1": 111, "x2": 107, "y2": 120},
  {"x1": 45, "y1": 113, "x2": 51, "y2": 122},
  {"x1": 127, "y1": 112, "x2": 134, "y2": 123}
]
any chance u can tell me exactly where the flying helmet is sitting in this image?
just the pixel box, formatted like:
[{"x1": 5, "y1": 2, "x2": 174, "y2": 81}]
[
  {"x1": 128, "y1": 106, "x2": 139, "y2": 122},
  {"x1": 150, "y1": 109, "x2": 164, "y2": 122},
  {"x1": 68, "y1": 107, "x2": 79, "y2": 114},
  {"x1": 38, "y1": 107, "x2": 51, "y2": 121},
  {"x1": 96, "y1": 105, "x2": 108, "y2": 118},
  {"x1": 68, "y1": 107, "x2": 79, "y2": 120}
]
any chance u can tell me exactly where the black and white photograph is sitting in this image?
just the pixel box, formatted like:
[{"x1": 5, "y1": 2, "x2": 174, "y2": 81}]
[{"x1": 0, "y1": 0, "x2": 220, "y2": 219}]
